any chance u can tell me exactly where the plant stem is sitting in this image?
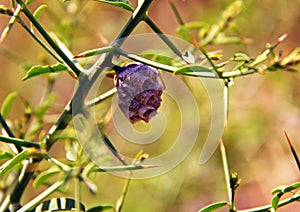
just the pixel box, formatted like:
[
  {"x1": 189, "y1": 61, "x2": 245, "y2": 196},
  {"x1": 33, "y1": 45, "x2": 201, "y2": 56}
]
[
  {"x1": 168, "y1": 0, "x2": 184, "y2": 25},
  {"x1": 86, "y1": 88, "x2": 117, "y2": 107},
  {"x1": 15, "y1": 0, "x2": 81, "y2": 77},
  {"x1": 220, "y1": 139, "x2": 232, "y2": 204},
  {"x1": 0, "y1": 113, "x2": 23, "y2": 152},
  {"x1": 221, "y1": 67, "x2": 257, "y2": 78},
  {"x1": 116, "y1": 176, "x2": 131, "y2": 212},
  {"x1": 0, "y1": 135, "x2": 40, "y2": 148},
  {"x1": 116, "y1": 48, "x2": 177, "y2": 72},
  {"x1": 17, "y1": 174, "x2": 71, "y2": 212},
  {"x1": 0, "y1": 4, "x2": 21, "y2": 42},
  {"x1": 143, "y1": 15, "x2": 182, "y2": 57},
  {"x1": 117, "y1": 48, "x2": 217, "y2": 78},
  {"x1": 284, "y1": 131, "x2": 300, "y2": 172},
  {"x1": 17, "y1": 19, "x2": 62, "y2": 63},
  {"x1": 239, "y1": 193, "x2": 300, "y2": 212},
  {"x1": 112, "y1": 0, "x2": 154, "y2": 46}
]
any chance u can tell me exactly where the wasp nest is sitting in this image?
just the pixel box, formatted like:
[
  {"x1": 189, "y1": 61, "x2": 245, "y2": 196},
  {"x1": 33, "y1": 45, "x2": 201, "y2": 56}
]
[{"x1": 115, "y1": 62, "x2": 164, "y2": 124}]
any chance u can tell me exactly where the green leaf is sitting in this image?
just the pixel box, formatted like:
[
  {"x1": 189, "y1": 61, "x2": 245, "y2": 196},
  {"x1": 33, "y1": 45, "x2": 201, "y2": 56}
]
[
  {"x1": 1, "y1": 91, "x2": 18, "y2": 118},
  {"x1": 272, "y1": 186, "x2": 285, "y2": 195},
  {"x1": 22, "y1": 63, "x2": 68, "y2": 81},
  {"x1": 0, "y1": 149, "x2": 35, "y2": 177},
  {"x1": 184, "y1": 21, "x2": 209, "y2": 30},
  {"x1": 33, "y1": 166, "x2": 60, "y2": 188},
  {"x1": 140, "y1": 53, "x2": 181, "y2": 66},
  {"x1": 26, "y1": 0, "x2": 38, "y2": 5},
  {"x1": 33, "y1": 4, "x2": 47, "y2": 19},
  {"x1": 231, "y1": 53, "x2": 251, "y2": 62},
  {"x1": 34, "y1": 94, "x2": 56, "y2": 120},
  {"x1": 283, "y1": 182, "x2": 300, "y2": 193},
  {"x1": 176, "y1": 25, "x2": 192, "y2": 42},
  {"x1": 213, "y1": 35, "x2": 244, "y2": 45},
  {"x1": 87, "y1": 205, "x2": 114, "y2": 212},
  {"x1": 94, "y1": 0, "x2": 134, "y2": 12},
  {"x1": 222, "y1": 0, "x2": 244, "y2": 22},
  {"x1": 174, "y1": 64, "x2": 215, "y2": 77},
  {"x1": 199, "y1": 201, "x2": 228, "y2": 212},
  {"x1": 31, "y1": 4, "x2": 47, "y2": 30},
  {"x1": 272, "y1": 194, "x2": 281, "y2": 210},
  {"x1": 0, "y1": 151, "x2": 13, "y2": 160}
]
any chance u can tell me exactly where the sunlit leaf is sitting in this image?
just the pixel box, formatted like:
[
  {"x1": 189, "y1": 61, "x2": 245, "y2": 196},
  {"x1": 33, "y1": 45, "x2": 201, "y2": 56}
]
[
  {"x1": 22, "y1": 63, "x2": 68, "y2": 81},
  {"x1": 231, "y1": 53, "x2": 251, "y2": 62},
  {"x1": 33, "y1": 4, "x2": 47, "y2": 19},
  {"x1": 174, "y1": 64, "x2": 214, "y2": 77},
  {"x1": 26, "y1": 0, "x2": 38, "y2": 5},
  {"x1": 184, "y1": 21, "x2": 208, "y2": 30},
  {"x1": 198, "y1": 201, "x2": 228, "y2": 212},
  {"x1": 1, "y1": 91, "x2": 18, "y2": 118},
  {"x1": 140, "y1": 53, "x2": 182, "y2": 66},
  {"x1": 31, "y1": 5, "x2": 47, "y2": 30},
  {"x1": 221, "y1": 0, "x2": 243, "y2": 22},
  {"x1": 272, "y1": 194, "x2": 281, "y2": 210},
  {"x1": 213, "y1": 35, "x2": 244, "y2": 45},
  {"x1": 176, "y1": 25, "x2": 192, "y2": 42},
  {"x1": 33, "y1": 166, "x2": 60, "y2": 188},
  {"x1": 0, "y1": 149, "x2": 35, "y2": 177},
  {"x1": 94, "y1": 0, "x2": 134, "y2": 12}
]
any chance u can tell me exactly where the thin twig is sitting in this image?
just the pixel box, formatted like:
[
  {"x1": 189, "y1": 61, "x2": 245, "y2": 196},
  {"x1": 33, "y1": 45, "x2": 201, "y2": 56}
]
[
  {"x1": 15, "y1": 0, "x2": 82, "y2": 77},
  {"x1": 220, "y1": 139, "x2": 232, "y2": 204},
  {"x1": 0, "y1": 135, "x2": 40, "y2": 148}
]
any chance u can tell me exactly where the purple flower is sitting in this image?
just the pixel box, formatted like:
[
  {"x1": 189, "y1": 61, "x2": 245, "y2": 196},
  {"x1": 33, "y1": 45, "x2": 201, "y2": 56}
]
[{"x1": 115, "y1": 62, "x2": 165, "y2": 124}]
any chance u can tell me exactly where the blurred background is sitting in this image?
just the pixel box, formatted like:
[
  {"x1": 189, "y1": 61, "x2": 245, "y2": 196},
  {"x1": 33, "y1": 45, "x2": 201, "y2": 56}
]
[{"x1": 0, "y1": 0, "x2": 300, "y2": 211}]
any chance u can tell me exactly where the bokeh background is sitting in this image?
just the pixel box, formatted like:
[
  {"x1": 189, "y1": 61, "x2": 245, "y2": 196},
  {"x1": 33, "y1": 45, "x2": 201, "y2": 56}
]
[{"x1": 0, "y1": 0, "x2": 300, "y2": 211}]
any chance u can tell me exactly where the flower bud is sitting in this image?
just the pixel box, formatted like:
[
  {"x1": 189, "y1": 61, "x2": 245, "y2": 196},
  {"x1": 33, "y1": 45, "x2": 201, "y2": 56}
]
[{"x1": 115, "y1": 62, "x2": 164, "y2": 124}]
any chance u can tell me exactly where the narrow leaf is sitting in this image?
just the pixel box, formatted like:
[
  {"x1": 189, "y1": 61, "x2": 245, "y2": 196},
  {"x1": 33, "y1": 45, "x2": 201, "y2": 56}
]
[
  {"x1": 272, "y1": 194, "x2": 281, "y2": 210},
  {"x1": 94, "y1": 0, "x2": 134, "y2": 12},
  {"x1": 74, "y1": 45, "x2": 117, "y2": 58},
  {"x1": 0, "y1": 151, "x2": 13, "y2": 160},
  {"x1": 272, "y1": 186, "x2": 285, "y2": 195},
  {"x1": 31, "y1": 5, "x2": 47, "y2": 30},
  {"x1": 283, "y1": 182, "x2": 300, "y2": 193},
  {"x1": 22, "y1": 63, "x2": 68, "y2": 81},
  {"x1": 1, "y1": 91, "x2": 18, "y2": 118},
  {"x1": 199, "y1": 201, "x2": 228, "y2": 212},
  {"x1": 184, "y1": 21, "x2": 208, "y2": 30},
  {"x1": 87, "y1": 205, "x2": 114, "y2": 212},
  {"x1": 174, "y1": 64, "x2": 215, "y2": 77},
  {"x1": 33, "y1": 166, "x2": 60, "y2": 188},
  {"x1": 33, "y1": 5, "x2": 47, "y2": 19},
  {"x1": 176, "y1": 25, "x2": 192, "y2": 42},
  {"x1": 222, "y1": 0, "x2": 243, "y2": 22},
  {"x1": 231, "y1": 53, "x2": 251, "y2": 62},
  {"x1": 0, "y1": 149, "x2": 34, "y2": 177}
]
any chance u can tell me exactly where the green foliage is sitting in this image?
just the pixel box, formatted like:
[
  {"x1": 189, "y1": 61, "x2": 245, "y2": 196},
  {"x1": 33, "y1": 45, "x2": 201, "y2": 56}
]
[
  {"x1": 22, "y1": 63, "x2": 68, "y2": 81},
  {"x1": 1, "y1": 91, "x2": 17, "y2": 119},
  {"x1": 0, "y1": 151, "x2": 13, "y2": 160},
  {"x1": 198, "y1": 201, "x2": 228, "y2": 212},
  {"x1": 33, "y1": 165, "x2": 60, "y2": 188},
  {"x1": 0, "y1": 149, "x2": 39, "y2": 177},
  {"x1": 94, "y1": 0, "x2": 134, "y2": 12}
]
